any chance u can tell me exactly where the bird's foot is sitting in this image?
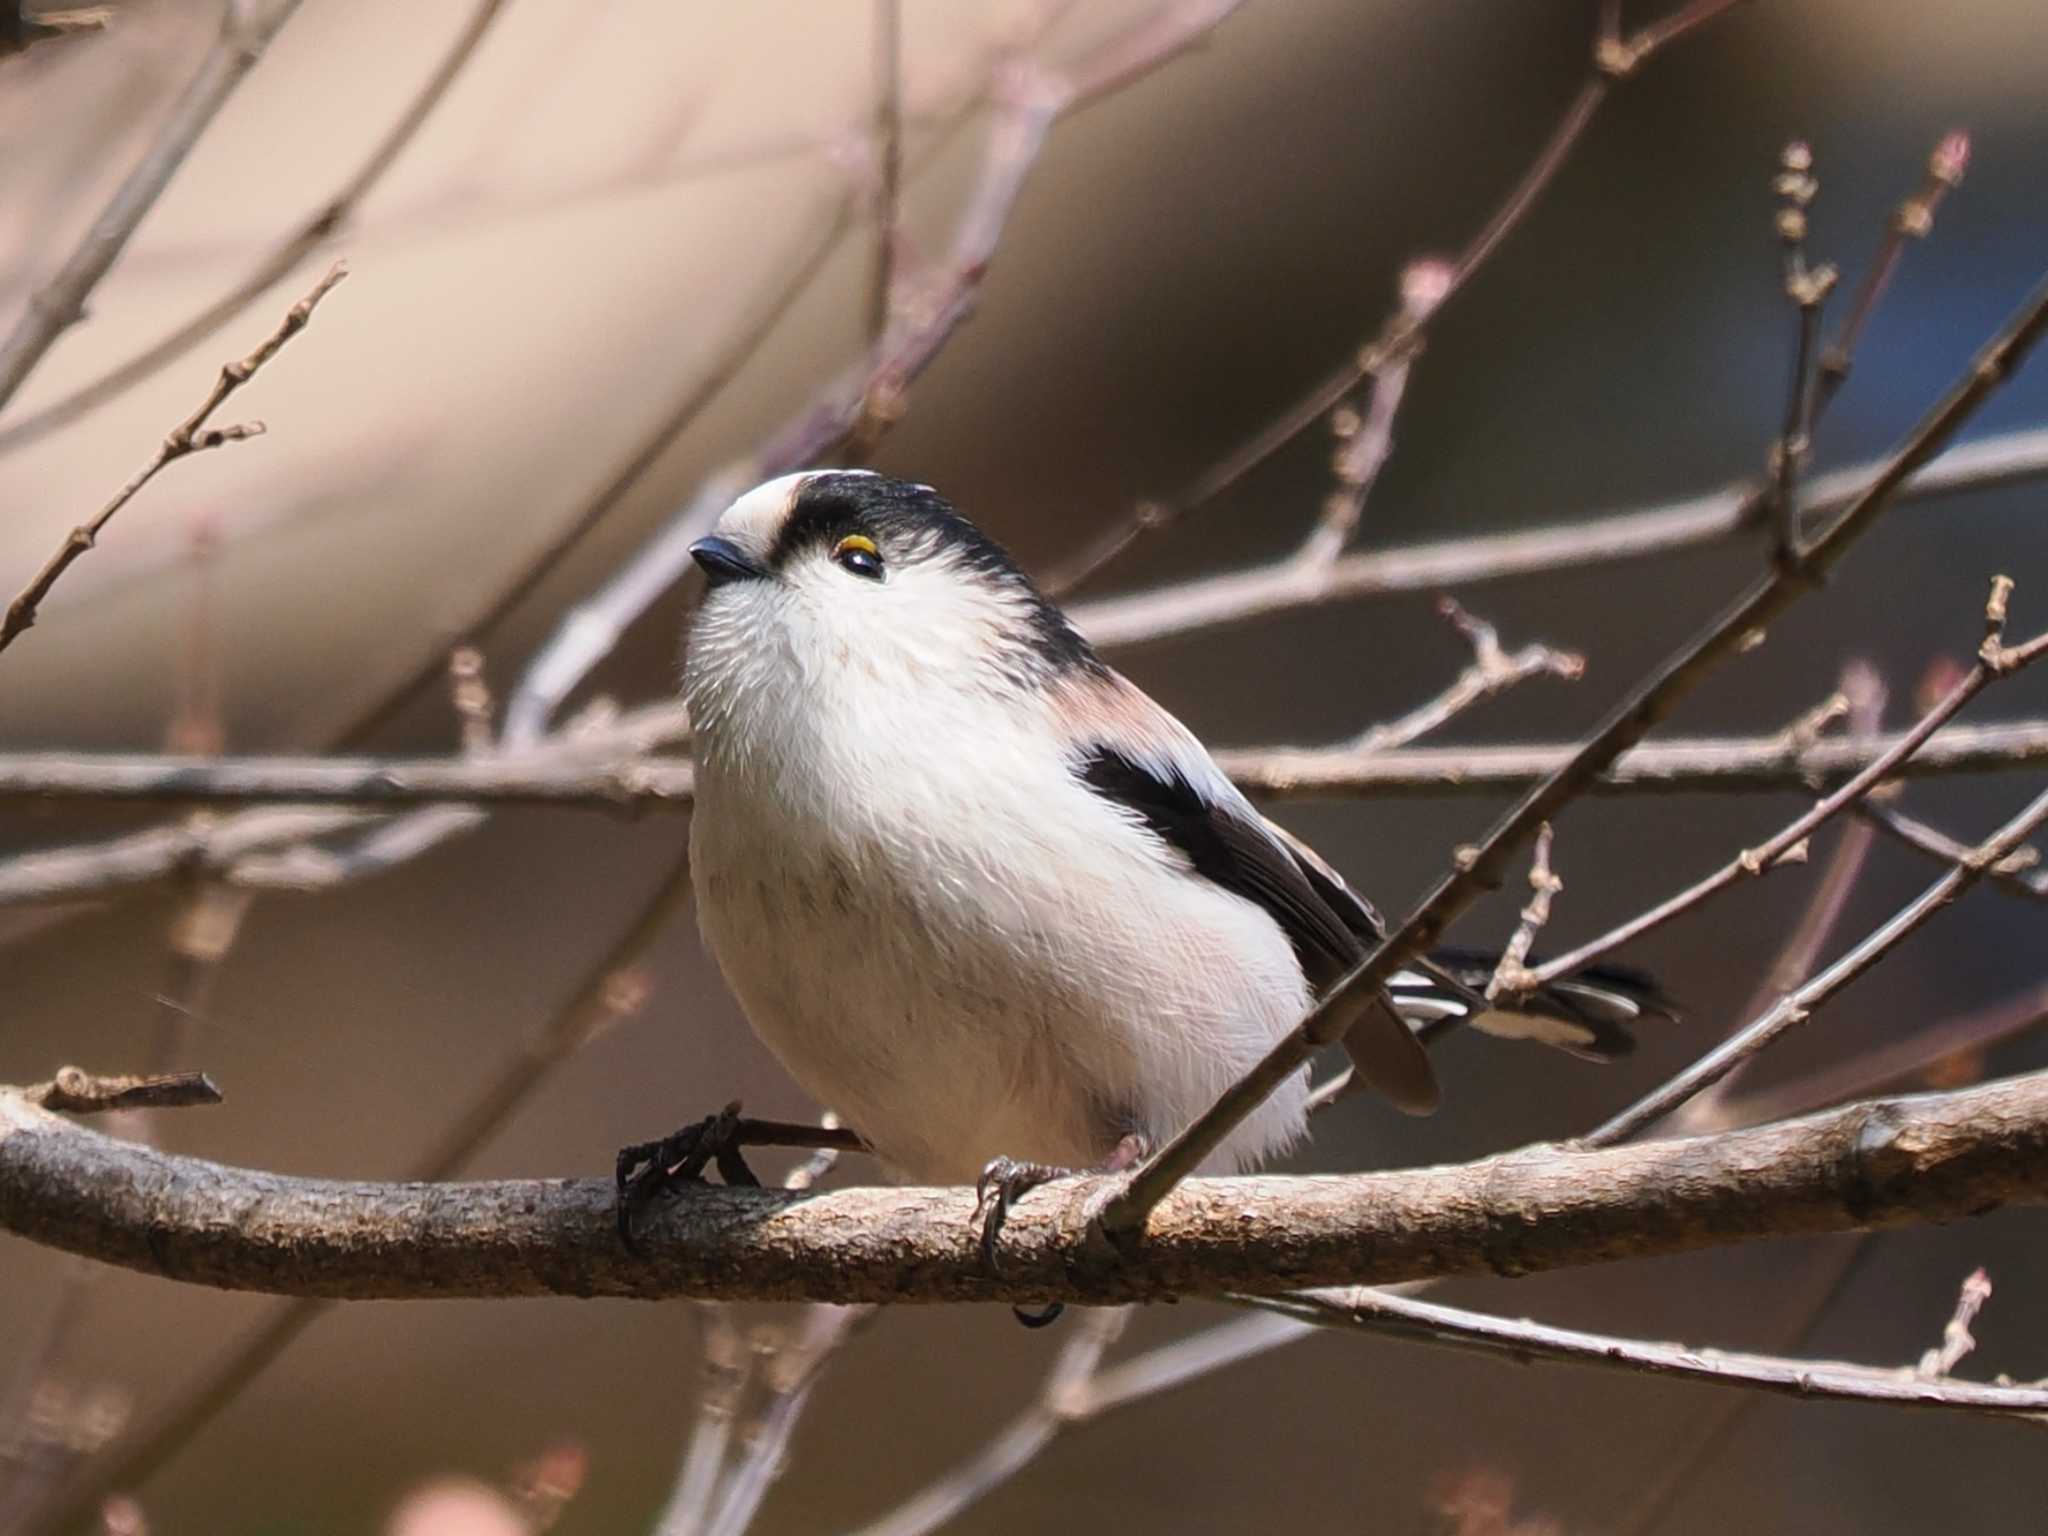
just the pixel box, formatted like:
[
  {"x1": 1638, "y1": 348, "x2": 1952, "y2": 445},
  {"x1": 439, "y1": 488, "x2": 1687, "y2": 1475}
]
[
  {"x1": 615, "y1": 1101, "x2": 760, "y2": 1251},
  {"x1": 975, "y1": 1134, "x2": 1150, "y2": 1329}
]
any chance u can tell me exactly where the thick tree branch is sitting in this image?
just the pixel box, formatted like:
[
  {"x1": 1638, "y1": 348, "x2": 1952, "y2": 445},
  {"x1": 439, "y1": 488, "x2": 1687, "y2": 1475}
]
[{"x1": 5, "y1": 1070, "x2": 2048, "y2": 1306}]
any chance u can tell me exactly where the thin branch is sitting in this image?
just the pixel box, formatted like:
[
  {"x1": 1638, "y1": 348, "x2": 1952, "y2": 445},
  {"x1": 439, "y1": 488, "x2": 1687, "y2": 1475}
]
[
  {"x1": 1767, "y1": 139, "x2": 1835, "y2": 563},
  {"x1": 1345, "y1": 597, "x2": 1583, "y2": 754},
  {"x1": 1723, "y1": 977, "x2": 2048, "y2": 1128},
  {"x1": 10, "y1": 851, "x2": 692, "y2": 1536},
  {"x1": 1859, "y1": 797, "x2": 2048, "y2": 901},
  {"x1": 7, "y1": 1069, "x2": 2048, "y2": 1305},
  {"x1": 27, "y1": 1069, "x2": 219, "y2": 1115},
  {"x1": 1247, "y1": 1282, "x2": 2048, "y2": 1422},
  {"x1": 0, "y1": 0, "x2": 307, "y2": 414},
  {"x1": 0, "y1": 6, "x2": 110, "y2": 54},
  {"x1": 1485, "y1": 823, "x2": 1560, "y2": 1000},
  {"x1": 1588, "y1": 776, "x2": 2048, "y2": 1145},
  {"x1": 0, "y1": 263, "x2": 347, "y2": 658},
  {"x1": 1046, "y1": 0, "x2": 1747, "y2": 594},
  {"x1": 1506, "y1": 582, "x2": 2040, "y2": 995},
  {"x1": 1817, "y1": 130, "x2": 1970, "y2": 407},
  {"x1": 1102, "y1": 269, "x2": 2048, "y2": 1239},
  {"x1": 0, "y1": 0, "x2": 510, "y2": 450},
  {"x1": 1219, "y1": 715, "x2": 2048, "y2": 800},
  {"x1": 1068, "y1": 423, "x2": 2048, "y2": 652}
]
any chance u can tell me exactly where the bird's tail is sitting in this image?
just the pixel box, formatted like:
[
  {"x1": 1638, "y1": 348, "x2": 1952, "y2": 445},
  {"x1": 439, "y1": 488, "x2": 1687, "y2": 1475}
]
[{"x1": 1388, "y1": 949, "x2": 1676, "y2": 1062}]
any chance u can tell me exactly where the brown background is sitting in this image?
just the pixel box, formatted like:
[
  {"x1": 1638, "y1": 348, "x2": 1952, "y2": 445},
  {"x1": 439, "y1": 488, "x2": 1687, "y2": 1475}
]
[{"x1": 4, "y1": 1, "x2": 2048, "y2": 1531}]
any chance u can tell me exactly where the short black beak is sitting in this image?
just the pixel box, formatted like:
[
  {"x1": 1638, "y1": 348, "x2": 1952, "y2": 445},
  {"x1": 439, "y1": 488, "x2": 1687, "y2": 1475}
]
[{"x1": 690, "y1": 536, "x2": 768, "y2": 587}]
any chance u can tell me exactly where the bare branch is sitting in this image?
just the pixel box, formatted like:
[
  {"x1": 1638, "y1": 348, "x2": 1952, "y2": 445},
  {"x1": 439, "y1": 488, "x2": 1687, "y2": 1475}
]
[
  {"x1": 0, "y1": 264, "x2": 347, "y2": 658},
  {"x1": 1921, "y1": 1268, "x2": 1993, "y2": 1377},
  {"x1": 11, "y1": 852, "x2": 693, "y2": 1536},
  {"x1": 1505, "y1": 582, "x2": 2041, "y2": 995},
  {"x1": 1069, "y1": 424, "x2": 2048, "y2": 651},
  {"x1": 1048, "y1": 0, "x2": 1745, "y2": 594},
  {"x1": 7, "y1": 1070, "x2": 2048, "y2": 1305},
  {"x1": 1220, "y1": 714, "x2": 2048, "y2": 801},
  {"x1": 1589, "y1": 777, "x2": 2048, "y2": 1144},
  {"x1": 1102, "y1": 270, "x2": 2048, "y2": 1238},
  {"x1": 0, "y1": 0, "x2": 307, "y2": 414},
  {"x1": 0, "y1": 0, "x2": 510, "y2": 450},
  {"x1": 866, "y1": 0, "x2": 903, "y2": 346},
  {"x1": 1859, "y1": 798, "x2": 2048, "y2": 901},
  {"x1": 1248, "y1": 1281, "x2": 2048, "y2": 1422},
  {"x1": 1346, "y1": 597, "x2": 1583, "y2": 755},
  {"x1": 28, "y1": 1068, "x2": 219, "y2": 1116}
]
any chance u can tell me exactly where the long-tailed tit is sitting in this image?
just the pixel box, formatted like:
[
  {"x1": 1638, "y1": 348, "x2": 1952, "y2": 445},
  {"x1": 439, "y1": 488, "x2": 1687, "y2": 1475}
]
[{"x1": 624, "y1": 471, "x2": 1665, "y2": 1275}]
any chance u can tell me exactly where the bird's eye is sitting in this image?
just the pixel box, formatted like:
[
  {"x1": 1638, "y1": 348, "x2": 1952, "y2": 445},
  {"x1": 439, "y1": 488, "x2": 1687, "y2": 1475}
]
[{"x1": 833, "y1": 534, "x2": 884, "y2": 580}]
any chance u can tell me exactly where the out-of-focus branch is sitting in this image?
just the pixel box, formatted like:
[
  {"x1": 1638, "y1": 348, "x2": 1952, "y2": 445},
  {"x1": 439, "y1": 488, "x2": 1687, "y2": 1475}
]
[
  {"x1": 0, "y1": 0, "x2": 509, "y2": 451},
  {"x1": 1069, "y1": 424, "x2": 2048, "y2": 650},
  {"x1": 0, "y1": 5, "x2": 109, "y2": 54},
  {"x1": 1248, "y1": 1282, "x2": 2048, "y2": 1421},
  {"x1": 7, "y1": 1069, "x2": 2048, "y2": 1305},
  {"x1": 12, "y1": 852, "x2": 692, "y2": 1536},
  {"x1": 0, "y1": 0, "x2": 307, "y2": 414},
  {"x1": 17, "y1": 714, "x2": 2048, "y2": 826},
  {"x1": 1101, "y1": 270, "x2": 2048, "y2": 1238},
  {"x1": 848, "y1": 1310, "x2": 1127, "y2": 1536},
  {"x1": 1590, "y1": 775, "x2": 2048, "y2": 1145},
  {"x1": 0, "y1": 264, "x2": 347, "y2": 658},
  {"x1": 1046, "y1": 0, "x2": 1747, "y2": 594}
]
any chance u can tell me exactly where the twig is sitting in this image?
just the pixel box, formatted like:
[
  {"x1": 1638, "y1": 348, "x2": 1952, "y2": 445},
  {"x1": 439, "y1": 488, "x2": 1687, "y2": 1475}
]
[
  {"x1": 27, "y1": 1068, "x2": 219, "y2": 1115},
  {"x1": 1346, "y1": 597, "x2": 1583, "y2": 754},
  {"x1": 1068, "y1": 424, "x2": 2048, "y2": 651},
  {"x1": 1101, "y1": 269, "x2": 2048, "y2": 1240},
  {"x1": 11, "y1": 850, "x2": 692, "y2": 1536},
  {"x1": 1817, "y1": 130, "x2": 1970, "y2": 407},
  {"x1": 0, "y1": 263, "x2": 347, "y2": 658},
  {"x1": 0, "y1": 0, "x2": 307, "y2": 414},
  {"x1": 8, "y1": 1068, "x2": 2048, "y2": 1305},
  {"x1": 1485, "y1": 824, "x2": 1559, "y2": 1001},
  {"x1": 653, "y1": 1309, "x2": 748, "y2": 1536},
  {"x1": 1767, "y1": 139, "x2": 1836, "y2": 564},
  {"x1": 1588, "y1": 776, "x2": 2048, "y2": 1145},
  {"x1": 0, "y1": 0, "x2": 508, "y2": 450},
  {"x1": 1858, "y1": 798, "x2": 2048, "y2": 901},
  {"x1": 1246, "y1": 1283, "x2": 2048, "y2": 1422},
  {"x1": 447, "y1": 647, "x2": 496, "y2": 756},
  {"x1": 1503, "y1": 582, "x2": 2042, "y2": 997},
  {"x1": 1921, "y1": 1268, "x2": 1993, "y2": 1377},
  {"x1": 1045, "y1": 0, "x2": 1747, "y2": 594},
  {"x1": 1655, "y1": 663, "x2": 1887, "y2": 1135}
]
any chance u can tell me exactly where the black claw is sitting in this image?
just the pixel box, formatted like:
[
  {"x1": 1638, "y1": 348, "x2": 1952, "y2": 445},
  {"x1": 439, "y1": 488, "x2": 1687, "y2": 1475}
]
[
  {"x1": 615, "y1": 1102, "x2": 755, "y2": 1251},
  {"x1": 1012, "y1": 1302, "x2": 1066, "y2": 1329},
  {"x1": 973, "y1": 1155, "x2": 1069, "y2": 1275}
]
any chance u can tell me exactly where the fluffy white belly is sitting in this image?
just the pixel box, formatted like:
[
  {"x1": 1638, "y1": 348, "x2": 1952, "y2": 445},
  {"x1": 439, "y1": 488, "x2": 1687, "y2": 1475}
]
[{"x1": 689, "y1": 758, "x2": 1313, "y2": 1185}]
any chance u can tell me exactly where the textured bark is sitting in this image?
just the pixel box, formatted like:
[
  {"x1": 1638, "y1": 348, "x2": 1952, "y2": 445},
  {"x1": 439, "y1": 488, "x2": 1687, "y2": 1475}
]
[{"x1": 4, "y1": 1070, "x2": 2046, "y2": 1307}]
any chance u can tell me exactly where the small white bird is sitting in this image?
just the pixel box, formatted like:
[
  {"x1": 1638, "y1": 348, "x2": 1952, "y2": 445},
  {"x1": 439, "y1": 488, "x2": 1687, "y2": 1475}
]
[{"x1": 644, "y1": 470, "x2": 1663, "y2": 1256}]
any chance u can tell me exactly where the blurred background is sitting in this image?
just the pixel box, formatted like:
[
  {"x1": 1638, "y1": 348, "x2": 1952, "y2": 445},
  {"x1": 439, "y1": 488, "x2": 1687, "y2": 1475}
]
[{"x1": 3, "y1": 0, "x2": 2047, "y2": 1531}]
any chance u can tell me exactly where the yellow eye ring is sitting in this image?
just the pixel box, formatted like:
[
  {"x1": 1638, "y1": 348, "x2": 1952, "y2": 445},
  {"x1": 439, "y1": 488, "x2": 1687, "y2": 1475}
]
[{"x1": 833, "y1": 534, "x2": 884, "y2": 579}]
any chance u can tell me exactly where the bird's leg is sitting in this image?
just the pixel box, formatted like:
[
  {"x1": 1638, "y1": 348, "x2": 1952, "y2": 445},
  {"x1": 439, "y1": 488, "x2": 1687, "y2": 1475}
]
[
  {"x1": 976, "y1": 1133, "x2": 1149, "y2": 1329},
  {"x1": 615, "y1": 1105, "x2": 865, "y2": 1250}
]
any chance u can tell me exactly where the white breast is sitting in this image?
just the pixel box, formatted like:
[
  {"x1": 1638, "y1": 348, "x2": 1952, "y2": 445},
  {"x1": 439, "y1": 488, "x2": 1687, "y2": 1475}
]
[{"x1": 684, "y1": 589, "x2": 1311, "y2": 1184}]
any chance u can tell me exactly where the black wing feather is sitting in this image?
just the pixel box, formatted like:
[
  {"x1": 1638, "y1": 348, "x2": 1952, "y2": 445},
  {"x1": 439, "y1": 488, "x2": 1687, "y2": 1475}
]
[{"x1": 1074, "y1": 745, "x2": 1440, "y2": 1115}]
